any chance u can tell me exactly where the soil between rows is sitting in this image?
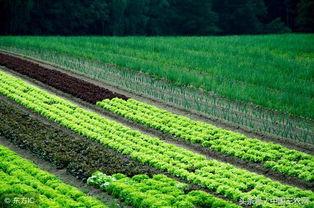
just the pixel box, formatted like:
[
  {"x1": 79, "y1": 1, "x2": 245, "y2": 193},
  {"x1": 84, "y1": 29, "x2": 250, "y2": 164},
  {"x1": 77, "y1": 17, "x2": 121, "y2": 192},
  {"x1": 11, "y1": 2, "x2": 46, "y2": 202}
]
[
  {"x1": 0, "y1": 136, "x2": 129, "y2": 208},
  {"x1": 0, "y1": 96, "x2": 161, "y2": 179},
  {"x1": 0, "y1": 53, "x2": 312, "y2": 191},
  {"x1": 0, "y1": 96, "x2": 237, "y2": 206}
]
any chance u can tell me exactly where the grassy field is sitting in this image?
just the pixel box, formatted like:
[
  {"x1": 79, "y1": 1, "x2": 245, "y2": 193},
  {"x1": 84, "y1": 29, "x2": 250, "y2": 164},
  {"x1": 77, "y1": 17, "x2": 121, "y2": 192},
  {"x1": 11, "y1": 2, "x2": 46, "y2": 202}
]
[{"x1": 0, "y1": 34, "x2": 313, "y2": 119}]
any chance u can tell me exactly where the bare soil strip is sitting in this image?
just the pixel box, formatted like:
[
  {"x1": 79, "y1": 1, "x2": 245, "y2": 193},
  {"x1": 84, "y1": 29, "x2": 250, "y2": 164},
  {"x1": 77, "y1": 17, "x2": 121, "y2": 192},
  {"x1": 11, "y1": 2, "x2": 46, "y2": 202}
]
[
  {"x1": 1, "y1": 66, "x2": 312, "y2": 192},
  {"x1": 0, "y1": 53, "x2": 128, "y2": 103}
]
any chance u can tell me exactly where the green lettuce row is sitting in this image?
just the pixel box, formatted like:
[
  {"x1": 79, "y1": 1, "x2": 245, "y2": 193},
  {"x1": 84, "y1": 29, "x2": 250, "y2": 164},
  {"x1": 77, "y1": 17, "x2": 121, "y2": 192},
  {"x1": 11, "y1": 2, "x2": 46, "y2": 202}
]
[
  {"x1": 0, "y1": 70, "x2": 313, "y2": 208},
  {"x1": 0, "y1": 145, "x2": 106, "y2": 208},
  {"x1": 87, "y1": 172, "x2": 240, "y2": 208},
  {"x1": 97, "y1": 98, "x2": 314, "y2": 182}
]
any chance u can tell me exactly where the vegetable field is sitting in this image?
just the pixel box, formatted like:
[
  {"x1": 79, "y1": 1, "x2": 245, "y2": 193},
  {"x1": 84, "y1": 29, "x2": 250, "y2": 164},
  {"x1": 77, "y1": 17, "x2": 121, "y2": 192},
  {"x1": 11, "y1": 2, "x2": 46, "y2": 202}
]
[
  {"x1": 0, "y1": 34, "x2": 313, "y2": 143},
  {"x1": 0, "y1": 35, "x2": 313, "y2": 208},
  {"x1": 0, "y1": 145, "x2": 105, "y2": 207}
]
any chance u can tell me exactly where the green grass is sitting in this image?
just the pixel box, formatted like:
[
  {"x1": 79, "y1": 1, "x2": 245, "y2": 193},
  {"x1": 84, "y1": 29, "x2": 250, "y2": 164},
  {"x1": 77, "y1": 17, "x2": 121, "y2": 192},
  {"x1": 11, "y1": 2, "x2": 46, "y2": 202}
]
[{"x1": 0, "y1": 34, "x2": 313, "y2": 119}]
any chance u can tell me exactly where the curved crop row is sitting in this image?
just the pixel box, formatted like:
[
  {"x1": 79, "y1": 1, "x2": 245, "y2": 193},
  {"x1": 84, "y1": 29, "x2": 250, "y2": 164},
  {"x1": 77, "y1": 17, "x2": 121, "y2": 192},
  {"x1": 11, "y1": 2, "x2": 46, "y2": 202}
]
[
  {"x1": 87, "y1": 172, "x2": 240, "y2": 208},
  {"x1": 1, "y1": 35, "x2": 313, "y2": 119},
  {"x1": 0, "y1": 70, "x2": 313, "y2": 207},
  {"x1": 0, "y1": 98, "x2": 160, "y2": 180},
  {"x1": 97, "y1": 98, "x2": 314, "y2": 182},
  {"x1": 0, "y1": 53, "x2": 129, "y2": 103},
  {"x1": 0, "y1": 145, "x2": 106, "y2": 208}
]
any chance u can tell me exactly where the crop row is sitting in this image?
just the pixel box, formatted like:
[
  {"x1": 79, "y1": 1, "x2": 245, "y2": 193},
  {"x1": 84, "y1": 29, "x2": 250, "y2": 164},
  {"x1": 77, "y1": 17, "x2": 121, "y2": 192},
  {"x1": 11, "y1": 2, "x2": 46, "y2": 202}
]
[
  {"x1": 0, "y1": 52, "x2": 312, "y2": 174},
  {"x1": 0, "y1": 70, "x2": 313, "y2": 207},
  {"x1": 88, "y1": 172, "x2": 240, "y2": 208},
  {"x1": 0, "y1": 98, "x2": 160, "y2": 180},
  {"x1": 0, "y1": 145, "x2": 106, "y2": 207},
  {"x1": 1, "y1": 48, "x2": 311, "y2": 183},
  {"x1": 1, "y1": 35, "x2": 312, "y2": 119},
  {"x1": 97, "y1": 98, "x2": 314, "y2": 182},
  {"x1": 2, "y1": 47, "x2": 312, "y2": 144},
  {"x1": 0, "y1": 53, "x2": 128, "y2": 103}
]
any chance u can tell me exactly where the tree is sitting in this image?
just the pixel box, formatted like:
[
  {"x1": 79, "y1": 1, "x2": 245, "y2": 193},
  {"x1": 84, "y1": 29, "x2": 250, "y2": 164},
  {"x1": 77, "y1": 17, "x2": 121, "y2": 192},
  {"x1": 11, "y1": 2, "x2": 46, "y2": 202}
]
[
  {"x1": 213, "y1": 0, "x2": 266, "y2": 34},
  {"x1": 263, "y1": 0, "x2": 287, "y2": 23},
  {"x1": 0, "y1": 0, "x2": 34, "y2": 34},
  {"x1": 285, "y1": 0, "x2": 300, "y2": 30},
  {"x1": 124, "y1": 0, "x2": 149, "y2": 35},
  {"x1": 0, "y1": 0, "x2": 312, "y2": 35},
  {"x1": 263, "y1": 18, "x2": 291, "y2": 33},
  {"x1": 169, "y1": 0, "x2": 219, "y2": 35},
  {"x1": 146, "y1": 0, "x2": 171, "y2": 35},
  {"x1": 297, "y1": 0, "x2": 314, "y2": 32},
  {"x1": 85, "y1": 0, "x2": 109, "y2": 35},
  {"x1": 108, "y1": 0, "x2": 128, "y2": 35}
]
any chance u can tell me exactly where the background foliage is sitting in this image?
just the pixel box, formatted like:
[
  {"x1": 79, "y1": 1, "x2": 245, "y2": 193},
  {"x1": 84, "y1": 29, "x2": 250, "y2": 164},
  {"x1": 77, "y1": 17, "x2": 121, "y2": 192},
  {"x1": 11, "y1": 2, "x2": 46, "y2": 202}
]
[{"x1": 0, "y1": 0, "x2": 313, "y2": 35}]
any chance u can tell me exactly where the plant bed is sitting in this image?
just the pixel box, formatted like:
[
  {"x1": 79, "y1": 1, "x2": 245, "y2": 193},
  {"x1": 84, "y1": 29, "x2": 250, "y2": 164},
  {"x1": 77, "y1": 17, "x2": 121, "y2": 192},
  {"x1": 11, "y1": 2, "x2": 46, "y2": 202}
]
[
  {"x1": 0, "y1": 53, "x2": 128, "y2": 104},
  {"x1": 1, "y1": 69, "x2": 313, "y2": 207},
  {"x1": 1, "y1": 51, "x2": 313, "y2": 190},
  {"x1": 0, "y1": 97, "x2": 160, "y2": 181},
  {"x1": 0, "y1": 144, "x2": 107, "y2": 208}
]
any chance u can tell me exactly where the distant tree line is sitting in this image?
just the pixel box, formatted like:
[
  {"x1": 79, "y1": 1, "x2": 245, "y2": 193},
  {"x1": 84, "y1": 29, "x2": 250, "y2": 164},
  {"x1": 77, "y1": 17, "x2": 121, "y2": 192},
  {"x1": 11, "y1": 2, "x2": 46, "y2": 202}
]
[{"x1": 0, "y1": 0, "x2": 313, "y2": 35}]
